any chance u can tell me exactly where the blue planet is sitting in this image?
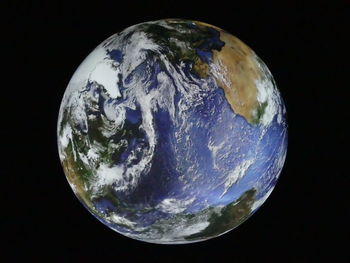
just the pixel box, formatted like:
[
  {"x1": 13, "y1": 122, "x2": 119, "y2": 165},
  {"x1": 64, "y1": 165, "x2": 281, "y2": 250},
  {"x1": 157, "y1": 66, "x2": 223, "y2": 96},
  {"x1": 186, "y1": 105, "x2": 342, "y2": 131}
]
[{"x1": 57, "y1": 19, "x2": 287, "y2": 244}]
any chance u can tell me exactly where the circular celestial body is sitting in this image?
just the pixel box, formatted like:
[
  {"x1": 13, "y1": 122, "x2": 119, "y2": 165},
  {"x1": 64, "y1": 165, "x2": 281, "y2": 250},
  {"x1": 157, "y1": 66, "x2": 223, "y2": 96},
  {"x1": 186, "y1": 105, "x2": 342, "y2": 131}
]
[{"x1": 57, "y1": 19, "x2": 288, "y2": 244}]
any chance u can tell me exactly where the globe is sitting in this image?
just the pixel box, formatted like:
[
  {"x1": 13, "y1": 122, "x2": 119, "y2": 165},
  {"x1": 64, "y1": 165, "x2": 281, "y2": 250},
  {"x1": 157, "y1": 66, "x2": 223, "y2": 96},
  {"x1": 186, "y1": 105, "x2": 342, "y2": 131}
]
[{"x1": 57, "y1": 19, "x2": 288, "y2": 244}]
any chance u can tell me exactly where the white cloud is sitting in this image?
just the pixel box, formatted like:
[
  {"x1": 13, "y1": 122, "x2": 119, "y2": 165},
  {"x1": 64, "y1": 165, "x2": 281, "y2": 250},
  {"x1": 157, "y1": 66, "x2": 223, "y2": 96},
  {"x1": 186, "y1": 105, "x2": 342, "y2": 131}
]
[
  {"x1": 221, "y1": 159, "x2": 254, "y2": 197},
  {"x1": 156, "y1": 197, "x2": 195, "y2": 214}
]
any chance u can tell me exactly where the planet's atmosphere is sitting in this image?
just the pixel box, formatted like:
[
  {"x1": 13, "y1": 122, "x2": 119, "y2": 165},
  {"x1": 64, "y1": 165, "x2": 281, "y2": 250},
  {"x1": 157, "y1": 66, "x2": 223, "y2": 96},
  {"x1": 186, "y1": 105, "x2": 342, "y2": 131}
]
[{"x1": 57, "y1": 19, "x2": 287, "y2": 244}]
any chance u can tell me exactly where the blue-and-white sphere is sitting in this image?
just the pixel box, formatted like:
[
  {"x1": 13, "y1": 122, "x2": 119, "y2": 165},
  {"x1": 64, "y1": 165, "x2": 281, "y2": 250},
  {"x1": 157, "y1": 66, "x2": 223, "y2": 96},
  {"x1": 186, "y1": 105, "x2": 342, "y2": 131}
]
[{"x1": 57, "y1": 19, "x2": 287, "y2": 244}]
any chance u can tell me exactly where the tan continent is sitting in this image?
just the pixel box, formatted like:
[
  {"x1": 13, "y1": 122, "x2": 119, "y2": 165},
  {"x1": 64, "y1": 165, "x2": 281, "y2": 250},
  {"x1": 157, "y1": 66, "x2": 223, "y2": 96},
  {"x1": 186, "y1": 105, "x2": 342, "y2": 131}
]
[
  {"x1": 195, "y1": 21, "x2": 262, "y2": 124},
  {"x1": 62, "y1": 146, "x2": 93, "y2": 209}
]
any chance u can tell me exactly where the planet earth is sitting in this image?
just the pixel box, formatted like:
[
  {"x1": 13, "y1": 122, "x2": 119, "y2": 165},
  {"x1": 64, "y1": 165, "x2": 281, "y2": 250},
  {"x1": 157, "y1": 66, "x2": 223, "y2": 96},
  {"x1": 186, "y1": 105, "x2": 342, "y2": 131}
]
[{"x1": 57, "y1": 19, "x2": 288, "y2": 244}]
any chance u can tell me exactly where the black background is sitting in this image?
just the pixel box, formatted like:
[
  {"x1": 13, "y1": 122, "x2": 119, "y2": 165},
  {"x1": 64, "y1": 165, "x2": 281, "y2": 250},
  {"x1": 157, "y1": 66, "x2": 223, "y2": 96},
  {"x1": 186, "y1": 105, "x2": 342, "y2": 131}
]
[{"x1": 2, "y1": 0, "x2": 349, "y2": 261}]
